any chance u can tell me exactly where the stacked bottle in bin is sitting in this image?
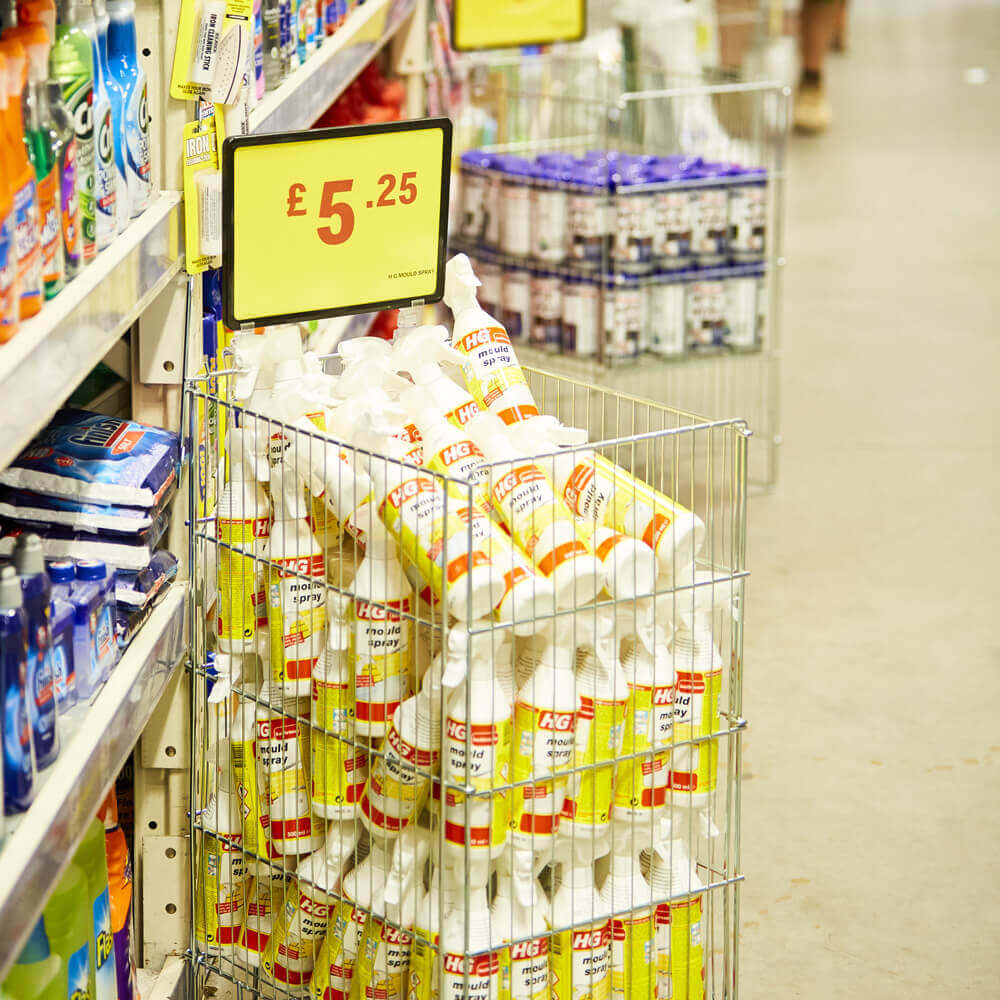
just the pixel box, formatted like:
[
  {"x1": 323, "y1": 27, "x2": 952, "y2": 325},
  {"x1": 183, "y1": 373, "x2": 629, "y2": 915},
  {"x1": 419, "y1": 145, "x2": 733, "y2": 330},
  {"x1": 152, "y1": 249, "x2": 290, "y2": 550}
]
[
  {"x1": 455, "y1": 149, "x2": 768, "y2": 360},
  {"x1": 194, "y1": 255, "x2": 734, "y2": 1000}
]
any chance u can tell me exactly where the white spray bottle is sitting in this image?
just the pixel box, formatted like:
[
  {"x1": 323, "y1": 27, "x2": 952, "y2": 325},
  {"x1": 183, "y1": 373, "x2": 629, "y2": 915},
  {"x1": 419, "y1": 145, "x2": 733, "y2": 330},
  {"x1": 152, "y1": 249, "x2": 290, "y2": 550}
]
[
  {"x1": 311, "y1": 592, "x2": 368, "y2": 819},
  {"x1": 217, "y1": 427, "x2": 272, "y2": 653},
  {"x1": 267, "y1": 469, "x2": 326, "y2": 696},
  {"x1": 443, "y1": 253, "x2": 541, "y2": 427},
  {"x1": 549, "y1": 831, "x2": 612, "y2": 1000},
  {"x1": 644, "y1": 818, "x2": 705, "y2": 1000}
]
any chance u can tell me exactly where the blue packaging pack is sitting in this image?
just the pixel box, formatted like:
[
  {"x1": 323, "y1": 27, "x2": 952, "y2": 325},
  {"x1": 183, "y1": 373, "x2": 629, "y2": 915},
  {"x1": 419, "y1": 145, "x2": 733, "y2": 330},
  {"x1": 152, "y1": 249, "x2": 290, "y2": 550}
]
[
  {"x1": 116, "y1": 551, "x2": 179, "y2": 610},
  {"x1": 0, "y1": 483, "x2": 176, "y2": 536},
  {"x1": 0, "y1": 409, "x2": 179, "y2": 508}
]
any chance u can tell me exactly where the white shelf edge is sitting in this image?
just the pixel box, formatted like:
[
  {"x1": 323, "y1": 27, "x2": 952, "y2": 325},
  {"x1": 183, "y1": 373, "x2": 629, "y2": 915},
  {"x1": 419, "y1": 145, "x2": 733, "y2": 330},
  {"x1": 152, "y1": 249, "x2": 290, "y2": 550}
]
[
  {"x1": 250, "y1": 0, "x2": 417, "y2": 134},
  {"x1": 0, "y1": 583, "x2": 188, "y2": 979},
  {"x1": 0, "y1": 191, "x2": 183, "y2": 470}
]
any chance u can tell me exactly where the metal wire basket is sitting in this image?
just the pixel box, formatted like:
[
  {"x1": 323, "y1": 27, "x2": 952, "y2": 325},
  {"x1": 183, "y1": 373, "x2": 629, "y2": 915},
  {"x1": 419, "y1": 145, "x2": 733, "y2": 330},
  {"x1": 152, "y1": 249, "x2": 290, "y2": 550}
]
[
  {"x1": 429, "y1": 54, "x2": 786, "y2": 489},
  {"x1": 184, "y1": 361, "x2": 749, "y2": 1000}
]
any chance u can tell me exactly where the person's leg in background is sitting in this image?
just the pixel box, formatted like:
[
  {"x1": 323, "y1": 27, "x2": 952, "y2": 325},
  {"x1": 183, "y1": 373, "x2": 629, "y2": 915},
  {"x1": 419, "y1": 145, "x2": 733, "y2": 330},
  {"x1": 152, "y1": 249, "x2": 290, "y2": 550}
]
[
  {"x1": 832, "y1": 0, "x2": 850, "y2": 51},
  {"x1": 794, "y1": 0, "x2": 840, "y2": 133}
]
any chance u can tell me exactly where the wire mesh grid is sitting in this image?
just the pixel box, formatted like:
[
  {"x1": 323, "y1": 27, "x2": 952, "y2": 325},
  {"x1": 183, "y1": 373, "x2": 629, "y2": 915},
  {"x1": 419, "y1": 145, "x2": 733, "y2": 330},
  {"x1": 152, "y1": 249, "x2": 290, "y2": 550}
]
[
  {"x1": 430, "y1": 54, "x2": 786, "y2": 488},
  {"x1": 185, "y1": 358, "x2": 749, "y2": 1000}
]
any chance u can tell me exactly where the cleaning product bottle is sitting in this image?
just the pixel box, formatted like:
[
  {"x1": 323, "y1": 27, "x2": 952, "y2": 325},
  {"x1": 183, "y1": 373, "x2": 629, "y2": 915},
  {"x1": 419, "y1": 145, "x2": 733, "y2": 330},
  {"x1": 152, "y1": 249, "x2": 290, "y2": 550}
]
[
  {"x1": 560, "y1": 613, "x2": 629, "y2": 834},
  {"x1": 358, "y1": 661, "x2": 438, "y2": 839},
  {"x1": 667, "y1": 616, "x2": 722, "y2": 808},
  {"x1": 0, "y1": 563, "x2": 35, "y2": 812},
  {"x1": 0, "y1": 51, "x2": 21, "y2": 339},
  {"x1": 644, "y1": 822, "x2": 704, "y2": 1000},
  {"x1": 311, "y1": 592, "x2": 368, "y2": 819},
  {"x1": 74, "y1": 559, "x2": 116, "y2": 683},
  {"x1": 267, "y1": 473, "x2": 326, "y2": 697},
  {"x1": 51, "y1": 0, "x2": 94, "y2": 262},
  {"x1": 509, "y1": 631, "x2": 579, "y2": 864},
  {"x1": 0, "y1": 38, "x2": 43, "y2": 317},
  {"x1": 10, "y1": 23, "x2": 64, "y2": 297},
  {"x1": 101, "y1": 788, "x2": 138, "y2": 1000},
  {"x1": 468, "y1": 414, "x2": 604, "y2": 610},
  {"x1": 309, "y1": 877, "x2": 370, "y2": 1000},
  {"x1": 251, "y1": 0, "x2": 264, "y2": 100},
  {"x1": 443, "y1": 253, "x2": 541, "y2": 427},
  {"x1": 261, "y1": 821, "x2": 360, "y2": 992},
  {"x1": 75, "y1": 0, "x2": 116, "y2": 247},
  {"x1": 75, "y1": 817, "x2": 117, "y2": 1000},
  {"x1": 21, "y1": 0, "x2": 80, "y2": 281},
  {"x1": 348, "y1": 521, "x2": 412, "y2": 741},
  {"x1": 620, "y1": 626, "x2": 675, "y2": 760},
  {"x1": 48, "y1": 593, "x2": 75, "y2": 712},
  {"x1": 194, "y1": 745, "x2": 247, "y2": 954},
  {"x1": 442, "y1": 630, "x2": 511, "y2": 886},
  {"x1": 599, "y1": 823, "x2": 655, "y2": 1000},
  {"x1": 3, "y1": 922, "x2": 65, "y2": 1000},
  {"x1": 41, "y1": 864, "x2": 90, "y2": 1000},
  {"x1": 348, "y1": 827, "x2": 429, "y2": 1000},
  {"x1": 217, "y1": 425, "x2": 272, "y2": 654},
  {"x1": 90, "y1": 0, "x2": 126, "y2": 235},
  {"x1": 391, "y1": 324, "x2": 495, "y2": 440},
  {"x1": 490, "y1": 847, "x2": 551, "y2": 1000},
  {"x1": 436, "y1": 879, "x2": 505, "y2": 1000},
  {"x1": 105, "y1": 0, "x2": 149, "y2": 217},
  {"x1": 401, "y1": 856, "x2": 440, "y2": 1000},
  {"x1": 13, "y1": 534, "x2": 58, "y2": 771},
  {"x1": 549, "y1": 833, "x2": 612, "y2": 1000},
  {"x1": 255, "y1": 681, "x2": 325, "y2": 855},
  {"x1": 238, "y1": 862, "x2": 295, "y2": 969}
]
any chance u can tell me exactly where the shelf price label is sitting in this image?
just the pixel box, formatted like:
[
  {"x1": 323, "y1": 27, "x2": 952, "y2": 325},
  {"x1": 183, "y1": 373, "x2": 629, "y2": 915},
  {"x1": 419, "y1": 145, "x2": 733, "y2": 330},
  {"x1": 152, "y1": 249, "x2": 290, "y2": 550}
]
[
  {"x1": 222, "y1": 118, "x2": 452, "y2": 329},
  {"x1": 451, "y1": 0, "x2": 585, "y2": 51}
]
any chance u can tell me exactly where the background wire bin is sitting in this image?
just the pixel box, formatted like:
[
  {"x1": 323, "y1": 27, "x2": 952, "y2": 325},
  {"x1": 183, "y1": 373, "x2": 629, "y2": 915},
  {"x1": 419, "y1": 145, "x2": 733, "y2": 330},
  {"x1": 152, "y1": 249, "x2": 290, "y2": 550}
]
[
  {"x1": 185, "y1": 362, "x2": 749, "y2": 1000},
  {"x1": 430, "y1": 54, "x2": 787, "y2": 489}
]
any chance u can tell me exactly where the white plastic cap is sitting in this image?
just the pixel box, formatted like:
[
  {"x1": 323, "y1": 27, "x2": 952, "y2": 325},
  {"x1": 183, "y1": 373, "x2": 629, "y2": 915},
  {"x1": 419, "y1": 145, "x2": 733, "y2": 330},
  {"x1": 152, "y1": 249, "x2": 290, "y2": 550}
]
[{"x1": 442, "y1": 253, "x2": 480, "y2": 314}]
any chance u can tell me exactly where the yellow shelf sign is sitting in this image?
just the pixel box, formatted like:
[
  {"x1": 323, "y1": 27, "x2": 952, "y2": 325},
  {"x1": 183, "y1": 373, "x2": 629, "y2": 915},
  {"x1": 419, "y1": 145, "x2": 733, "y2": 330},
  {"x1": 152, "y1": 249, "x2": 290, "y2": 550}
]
[
  {"x1": 451, "y1": 0, "x2": 586, "y2": 51},
  {"x1": 222, "y1": 118, "x2": 452, "y2": 329}
]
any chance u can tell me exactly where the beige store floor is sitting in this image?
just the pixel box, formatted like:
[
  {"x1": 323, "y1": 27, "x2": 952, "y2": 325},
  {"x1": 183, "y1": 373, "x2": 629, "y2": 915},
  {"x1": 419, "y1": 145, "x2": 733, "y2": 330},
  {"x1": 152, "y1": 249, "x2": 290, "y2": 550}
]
[{"x1": 740, "y1": 1, "x2": 1000, "y2": 996}]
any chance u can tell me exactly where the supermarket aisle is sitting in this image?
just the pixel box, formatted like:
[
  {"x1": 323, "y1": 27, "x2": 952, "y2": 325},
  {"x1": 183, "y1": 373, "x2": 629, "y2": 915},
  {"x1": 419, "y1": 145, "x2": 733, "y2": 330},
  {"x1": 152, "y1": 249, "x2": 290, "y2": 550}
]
[{"x1": 741, "y1": 3, "x2": 1000, "y2": 997}]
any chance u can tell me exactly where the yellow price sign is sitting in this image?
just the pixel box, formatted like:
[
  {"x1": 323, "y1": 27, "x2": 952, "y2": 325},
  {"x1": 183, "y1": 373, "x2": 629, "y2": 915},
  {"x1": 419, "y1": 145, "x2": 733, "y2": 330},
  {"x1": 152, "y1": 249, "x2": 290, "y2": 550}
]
[
  {"x1": 451, "y1": 0, "x2": 585, "y2": 51},
  {"x1": 222, "y1": 118, "x2": 452, "y2": 329}
]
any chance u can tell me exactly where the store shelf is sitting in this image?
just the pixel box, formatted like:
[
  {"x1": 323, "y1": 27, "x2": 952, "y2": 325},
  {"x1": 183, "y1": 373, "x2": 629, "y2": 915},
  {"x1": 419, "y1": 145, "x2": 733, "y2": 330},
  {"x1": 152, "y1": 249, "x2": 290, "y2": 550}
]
[
  {"x1": 250, "y1": 0, "x2": 416, "y2": 134},
  {"x1": 0, "y1": 192, "x2": 184, "y2": 471},
  {"x1": 0, "y1": 584, "x2": 188, "y2": 979}
]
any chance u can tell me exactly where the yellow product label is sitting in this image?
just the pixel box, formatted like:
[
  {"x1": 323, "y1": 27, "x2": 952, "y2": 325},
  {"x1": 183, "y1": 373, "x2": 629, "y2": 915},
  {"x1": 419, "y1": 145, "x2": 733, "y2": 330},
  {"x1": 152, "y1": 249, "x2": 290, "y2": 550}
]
[
  {"x1": 231, "y1": 737, "x2": 269, "y2": 859},
  {"x1": 451, "y1": 0, "x2": 584, "y2": 50},
  {"x1": 507, "y1": 937, "x2": 550, "y2": 1000},
  {"x1": 217, "y1": 516, "x2": 268, "y2": 645},
  {"x1": 549, "y1": 923, "x2": 612, "y2": 1000},
  {"x1": 350, "y1": 917, "x2": 411, "y2": 1000},
  {"x1": 195, "y1": 830, "x2": 246, "y2": 948},
  {"x1": 406, "y1": 931, "x2": 439, "y2": 1000},
  {"x1": 378, "y1": 473, "x2": 495, "y2": 608},
  {"x1": 311, "y1": 678, "x2": 367, "y2": 812},
  {"x1": 361, "y1": 724, "x2": 432, "y2": 834},
  {"x1": 665, "y1": 735, "x2": 718, "y2": 798},
  {"x1": 561, "y1": 693, "x2": 625, "y2": 827},
  {"x1": 610, "y1": 913, "x2": 654, "y2": 1000},
  {"x1": 267, "y1": 763, "x2": 309, "y2": 802},
  {"x1": 441, "y1": 949, "x2": 504, "y2": 1000},
  {"x1": 256, "y1": 715, "x2": 309, "y2": 800},
  {"x1": 443, "y1": 787, "x2": 508, "y2": 853},
  {"x1": 268, "y1": 553, "x2": 327, "y2": 685},
  {"x1": 492, "y1": 463, "x2": 592, "y2": 576},
  {"x1": 672, "y1": 670, "x2": 721, "y2": 739},
  {"x1": 350, "y1": 597, "x2": 412, "y2": 732},
  {"x1": 512, "y1": 699, "x2": 576, "y2": 781},
  {"x1": 593, "y1": 455, "x2": 696, "y2": 562},
  {"x1": 654, "y1": 898, "x2": 703, "y2": 1000},
  {"x1": 454, "y1": 325, "x2": 540, "y2": 426},
  {"x1": 313, "y1": 902, "x2": 369, "y2": 1000},
  {"x1": 426, "y1": 438, "x2": 493, "y2": 515},
  {"x1": 444, "y1": 715, "x2": 512, "y2": 791},
  {"x1": 623, "y1": 682, "x2": 675, "y2": 756},
  {"x1": 262, "y1": 886, "x2": 333, "y2": 988},
  {"x1": 613, "y1": 753, "x2": 669, "y2": 813}
]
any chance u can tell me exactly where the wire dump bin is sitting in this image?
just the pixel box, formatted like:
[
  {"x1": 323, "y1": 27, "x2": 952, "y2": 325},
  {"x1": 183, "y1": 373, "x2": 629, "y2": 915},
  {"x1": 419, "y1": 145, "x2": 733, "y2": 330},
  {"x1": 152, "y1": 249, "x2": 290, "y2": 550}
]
[
  {"x1": 185, "y1": 359, "x2": 749, "y2": 1000},
  {"x1": 432, "y1": 56, "x2": 787, "y2": 488}
]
